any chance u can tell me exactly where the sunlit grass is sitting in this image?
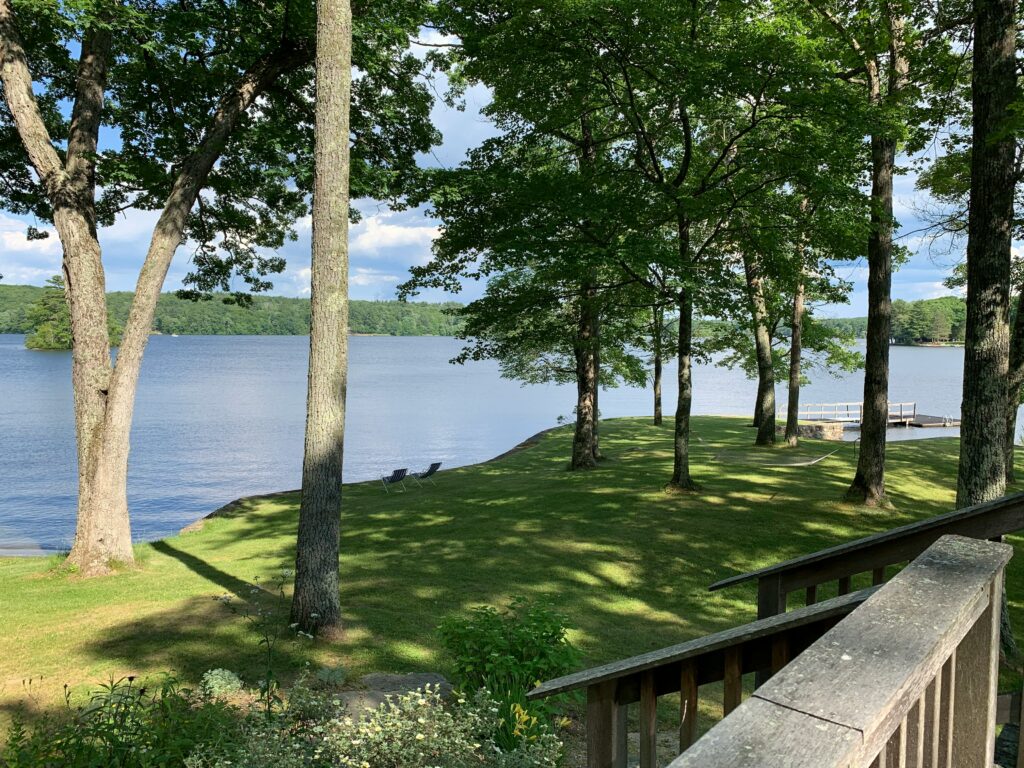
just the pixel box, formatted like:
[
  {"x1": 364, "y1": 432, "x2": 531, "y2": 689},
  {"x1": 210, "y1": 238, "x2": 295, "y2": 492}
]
[{"x1": 0, "y1": 415, "x2": 1020, "y2": 727}]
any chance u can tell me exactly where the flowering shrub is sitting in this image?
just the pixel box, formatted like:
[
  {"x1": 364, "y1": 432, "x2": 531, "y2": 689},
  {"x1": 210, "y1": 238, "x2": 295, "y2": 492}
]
[
  {"x1": 202, "y1": 669, "x2": 244, "y2": 699},
  {"x1": 191, "y1": 685, "x2": 562, "y2": 768},
  {"x1": 438, "y1": 598, "x2": 580, "y2": 749}
]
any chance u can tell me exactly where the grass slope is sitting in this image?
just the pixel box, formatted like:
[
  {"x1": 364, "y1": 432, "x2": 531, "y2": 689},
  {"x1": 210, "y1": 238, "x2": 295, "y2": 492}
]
[{"x1": 0, "y1": 416, "x2": 1020, "y2": 727}]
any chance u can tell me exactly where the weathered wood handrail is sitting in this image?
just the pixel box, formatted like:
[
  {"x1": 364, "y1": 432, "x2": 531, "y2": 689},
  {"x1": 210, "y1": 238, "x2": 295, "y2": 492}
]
[
  {"x1": 708, "y1": 491, "x2": 1024, "y2": 622},
  {"x1": 529, "y1": 588, "x2": 876, "y2": 768},
  {"x1": 671, "y1": 535, "x2": 1012, "y2": 767}
]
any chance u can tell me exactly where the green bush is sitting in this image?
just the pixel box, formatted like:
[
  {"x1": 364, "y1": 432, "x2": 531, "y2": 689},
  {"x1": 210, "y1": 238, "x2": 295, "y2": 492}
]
[
  {"x1": 201, "y1": 669, "x2": 244, "y2": 699},
  {"x1": 2, "y1": 676, "x2": 241, "y2": 767},
  {"x1": 438, "y1": 598, "x2": 580, "y2": 750},
  {"x1": 191, "y1": 685, "x2": 561, "y2": 768}
]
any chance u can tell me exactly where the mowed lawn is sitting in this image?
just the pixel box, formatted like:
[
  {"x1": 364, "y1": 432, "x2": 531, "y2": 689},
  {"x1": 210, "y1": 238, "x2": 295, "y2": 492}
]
[{"x1": 1, "y1": 416, "x2": 1022, "y2": 725}]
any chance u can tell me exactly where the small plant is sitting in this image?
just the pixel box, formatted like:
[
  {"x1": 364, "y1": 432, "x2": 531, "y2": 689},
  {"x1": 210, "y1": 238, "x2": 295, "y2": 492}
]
[
  {"x1": 215, "y1": 568, "x2": 312, "y2": 718},
  {"x1": 438, "y1": 597, "x2": 580, "y2": 750},
  {"x1": 313, "y1": 663, "x2": 347, "y2": 689},
  {"x1": 2, "y1": 676, "x2": 241, "y2": 767},
  {"x1": 202, "y1": 669, "x2": 244, "y2": 699}
]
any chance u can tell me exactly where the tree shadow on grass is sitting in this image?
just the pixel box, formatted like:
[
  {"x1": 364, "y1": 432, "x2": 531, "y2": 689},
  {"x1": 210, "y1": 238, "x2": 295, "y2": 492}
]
[
  {"x1": 149, "y1": 540, "x2": 262, "y2": 599},
  {"x1": 16, "y1": 417, "x2": 1013, "y2": 729}
]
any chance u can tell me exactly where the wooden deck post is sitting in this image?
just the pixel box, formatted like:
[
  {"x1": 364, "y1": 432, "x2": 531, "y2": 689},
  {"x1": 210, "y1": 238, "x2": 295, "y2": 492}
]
[
  {"x1": 756, "y1": 573, "x2": 787, "y2": 619},
  {"x1": 587, "y1": 680, "x2": 627, "y2": 768},
  {"x1": 679, "y1": 660, "x2": 698, "y2": 751},
  {"x1": 951, "y1": 578, "x2": 1002, "y2": 767},
  {"x1": 756, "y1": 575, "x2": 787, "y2": 686}
]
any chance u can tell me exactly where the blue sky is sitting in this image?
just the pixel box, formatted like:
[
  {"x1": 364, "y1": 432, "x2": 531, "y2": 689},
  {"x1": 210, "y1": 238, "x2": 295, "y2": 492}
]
[{"x1": 0, "y1": 78, "x2": 969, "y2": 318}]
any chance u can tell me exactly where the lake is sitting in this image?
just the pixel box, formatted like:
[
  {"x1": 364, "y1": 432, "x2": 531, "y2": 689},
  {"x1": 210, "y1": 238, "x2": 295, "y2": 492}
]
[{"x1": 0, "y1": 334, "x2": 983, "y2": 553}]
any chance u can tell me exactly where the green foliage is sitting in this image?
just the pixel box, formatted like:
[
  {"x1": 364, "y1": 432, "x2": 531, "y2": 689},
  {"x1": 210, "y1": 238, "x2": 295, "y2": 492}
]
[
  {"x1": 201, "y1": 669, "x2": 244, "y2": 699},
  {"x1": 192, "y1": 685, "x2": 562, "y2": 768},
  {"x1": 891, "y1": 297, "x2": 967, "y2": 345},
  {"x1": 1, "y1": 676, "x2": 241, "y2": 767},
  {"x1": 1, "y1": 0, "x2": 439, "y2": 299},
  {"x1": 820, "y1": 297, "x2": 968, "y2": 345},
  {"x1": 439, "y1": 598, "x2": 580, "y2": 750},
  {"x1": 0, "y1": 283, "x2": 463, "y2": 337},
  {"x1": 22, "y1": 276, "x2": 122, "y2": 350}
]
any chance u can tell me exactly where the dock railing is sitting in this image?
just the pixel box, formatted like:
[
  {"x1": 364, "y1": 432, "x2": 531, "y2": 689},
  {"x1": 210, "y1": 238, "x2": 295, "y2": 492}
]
[
  {"x1": 799, "y1": 402, "x2": 864, "y2": 422},
  {"x1": 672, "y1": 535, "x2": 1011, "y2": 767},
  {"x1": 798, "y1": 401, "x2": 917, "y2": 424}
]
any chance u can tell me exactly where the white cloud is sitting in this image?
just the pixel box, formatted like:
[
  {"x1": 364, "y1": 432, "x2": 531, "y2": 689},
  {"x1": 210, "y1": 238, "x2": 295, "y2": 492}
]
[
  {"x1": 0, "y1": 214, "x2": 60, "y2": 258},
  {"x1": 99, "y1": 208, "x2": 162, "y2": 244},
  {"x1": 288, "y1": 267, "x2": 312, "y2": 296},
  {"x1": 350, "y1": 267, "x2": 399, "y2": 287},
  {"x1": 350, "y1": 215, "x2": 439, "y2": 256}
]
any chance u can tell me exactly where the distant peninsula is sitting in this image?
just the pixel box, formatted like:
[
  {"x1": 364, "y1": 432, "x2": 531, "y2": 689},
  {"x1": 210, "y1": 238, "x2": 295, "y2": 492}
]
[
  {"x1": 819, "y1": 296, "x2": 967, "y2": 346},
  {"x1": 0, "y1": 283, "x2": 463, "y2": 338}
]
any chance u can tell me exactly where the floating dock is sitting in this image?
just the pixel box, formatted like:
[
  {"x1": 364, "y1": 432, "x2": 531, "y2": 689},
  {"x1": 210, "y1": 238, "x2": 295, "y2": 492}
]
[
  {"x1": 908, "y1": 414, "x2": 960, "y2": 428},
  {"x1": 800, "y1": 402, "x2": 960, "y2": 429}
]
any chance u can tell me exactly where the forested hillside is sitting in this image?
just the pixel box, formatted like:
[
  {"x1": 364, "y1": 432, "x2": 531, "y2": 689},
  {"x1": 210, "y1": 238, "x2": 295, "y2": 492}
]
[
  {"x1": 820, "y1": 296, "x2": 968, "y2": 345},
  {"x1": 0, "y1": 284, "x2": 463, "y2": 337}
]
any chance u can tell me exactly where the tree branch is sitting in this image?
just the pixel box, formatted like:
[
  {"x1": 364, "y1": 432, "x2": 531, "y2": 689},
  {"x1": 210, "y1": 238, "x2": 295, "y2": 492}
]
[{"x1": 0, "y1": 0, "x2": 65, "y2": 191}]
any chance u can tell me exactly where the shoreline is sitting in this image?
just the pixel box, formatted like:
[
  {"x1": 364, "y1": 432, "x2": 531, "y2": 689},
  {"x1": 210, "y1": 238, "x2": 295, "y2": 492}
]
[{"x1": 0, "y1": 417, "x2": 966, "y2": 558}]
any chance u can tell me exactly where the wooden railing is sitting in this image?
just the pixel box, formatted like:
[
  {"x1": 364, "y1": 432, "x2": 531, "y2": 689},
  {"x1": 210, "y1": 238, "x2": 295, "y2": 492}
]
[
  {"x1": 672, "y1": 535, "x2": 1011, "y2": 767},
  {"x1": 708, "y1": 491, "x2": 1024, "y2": 624},
  {"x1": 528, "y1": 587, "x2": 876, "y2": 768},
  {"x1": 707, "y1": 491, "x2": 1024, "y2": 765}
]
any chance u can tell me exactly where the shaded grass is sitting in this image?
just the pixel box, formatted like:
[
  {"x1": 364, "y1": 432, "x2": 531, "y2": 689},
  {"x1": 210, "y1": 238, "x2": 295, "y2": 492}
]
[{"x1": 1, "y1": 416, "x2": 1021, "y2": 727}]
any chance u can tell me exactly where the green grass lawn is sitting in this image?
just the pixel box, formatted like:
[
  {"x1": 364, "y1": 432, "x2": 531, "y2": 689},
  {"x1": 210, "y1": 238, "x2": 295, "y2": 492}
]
[{"x1": 1, "y1": 415, "x2": 1021, "y2": 728}]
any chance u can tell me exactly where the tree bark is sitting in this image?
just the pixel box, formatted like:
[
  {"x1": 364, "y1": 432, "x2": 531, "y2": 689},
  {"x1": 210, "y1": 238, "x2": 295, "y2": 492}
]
[
  {"x1": 956, "y1": 0, "x2": 1015, "y2": 508},
  {"x1": 653, "y1": 305, "x2": 663, "y2": 426},
  {"x1": 670, "y1": 217, "x2": 698, "y2": 490},
  {"x1": 592, "y1": 319, "x2": 602, "y2": 461},
  {"x1": 743, "y1": 252, "x2": 776, "y2": 446},
  {"x1": 1005, "y1": 284, "x2": 1024, "y2": 483},
  {"x1": 2, "y1": 0, "x2": 310, "y2": 573},
  {"x1": 571, "y1": 278, "x2": 600, "y2": 469},
  {"x1": 845, "y1": 133, "x2": 895, "y2": 507},
  {"x1": 785, "y1": 269, "x2": 805, "y2": 447},
  {"x1": 0, "y1": 9, "x2": 130, "y2": 569},
  {"x1": 290, "y1": 0, "x2": 352, "y2": 636}
]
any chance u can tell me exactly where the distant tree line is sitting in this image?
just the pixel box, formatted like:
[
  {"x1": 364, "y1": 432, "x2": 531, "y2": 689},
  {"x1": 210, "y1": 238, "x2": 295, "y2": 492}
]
[
  {"x1": 819, "y1": 297, "x2": 968, "y2": 345},
  {"x1": 0, "y1": 283, "x2": 463, "y2": 342}
]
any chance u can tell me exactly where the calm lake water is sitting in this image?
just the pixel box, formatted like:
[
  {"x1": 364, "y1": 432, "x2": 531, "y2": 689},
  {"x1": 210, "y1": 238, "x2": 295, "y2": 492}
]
[{"x1": 0, "y1": 333, "x2": 986, "y2": 553}]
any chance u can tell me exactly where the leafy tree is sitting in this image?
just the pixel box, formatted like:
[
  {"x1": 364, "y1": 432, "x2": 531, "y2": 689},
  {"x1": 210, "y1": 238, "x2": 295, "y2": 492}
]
[
  {"x1": 0, "y1": 0, "x2": 436, "y2": 572},
  {"x1": 798, "y1": 0, "x2": 934, "y2": 506},
  {"x1": 402, "y1": 128, "x2": 644, "y2": 468},
  {"x1": 23, "y1": 276, "x2": 123, "y2": 350}
]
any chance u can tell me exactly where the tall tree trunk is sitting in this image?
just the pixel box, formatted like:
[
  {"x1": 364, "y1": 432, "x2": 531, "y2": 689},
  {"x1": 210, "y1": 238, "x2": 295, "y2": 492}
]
[
  {"x1": 845, "y1": 133, "x2": 895, "y2": 507},
  {"x1": 593, "y1": 319, "x2": 602, "y2": 461},
  {"x1": 571, "y1": 278, "x2": 600, "y2": 470},
  {"x1": 1005, "y1": 284, "x2": 1024, "y2": 483},
  {"x1": 841, "y1": 18, "x2": 907, "y2": 506},
  {"x1": 653, "y1": 305, "x2": 663, "y2": 426},
  {"x1": 785, "y1": 269, "x2": 805, "y2": 447},
  {"x1": 956, "y1": 0, "x2": 1015, "y2": 508},
  {"x1": 670, "y1": 217, "x2": 697, "y2": 490},
  {"x1": 743, "y1": 253, "x2": 776, "y2": 446},
  {"x1": 290, "y1": 0, "x2": 352, "y2": 637}
]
